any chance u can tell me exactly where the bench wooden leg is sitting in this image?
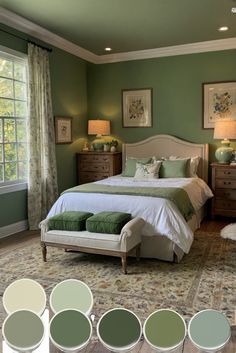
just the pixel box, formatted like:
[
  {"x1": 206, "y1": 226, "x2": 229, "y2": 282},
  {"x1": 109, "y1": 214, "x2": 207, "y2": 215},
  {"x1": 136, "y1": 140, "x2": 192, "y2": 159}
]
[
  {"x1": 136, "y1": 244, "x2": 141, "y2": 261},
  {"x1": 121, "y1": 255, "x2": 127, "y2": 274},
  {"x1": 41, "y1": 242, "x2": 47, "y2": 262}
]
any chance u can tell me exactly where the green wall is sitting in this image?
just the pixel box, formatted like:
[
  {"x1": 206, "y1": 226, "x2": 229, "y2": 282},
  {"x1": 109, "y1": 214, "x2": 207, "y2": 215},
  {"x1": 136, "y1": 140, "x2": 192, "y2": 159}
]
[
  {"x1": 87, "y1": 49, "x2": 236, "y2": 160},
  {"x1": 0, "y1": 24, "x2": 88, "y2": 227}
]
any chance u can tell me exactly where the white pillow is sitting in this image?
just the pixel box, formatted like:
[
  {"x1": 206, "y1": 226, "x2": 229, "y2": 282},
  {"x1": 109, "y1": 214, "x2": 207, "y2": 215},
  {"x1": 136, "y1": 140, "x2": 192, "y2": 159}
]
[
  {"x1": 134, "y1": 161, "x2": 162, "y2": 179},
  {"x1": 169, "y1": 156, "x2": 200, "y2": 177}
]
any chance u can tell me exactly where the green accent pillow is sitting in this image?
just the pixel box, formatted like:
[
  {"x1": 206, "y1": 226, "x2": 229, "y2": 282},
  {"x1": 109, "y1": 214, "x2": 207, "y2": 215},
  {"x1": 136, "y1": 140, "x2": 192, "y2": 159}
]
[
  {"x1": 160, "y1": 159, "x2": 190, "y2": 178},
  {"x1": 86, "y1": 211, "x2": 131, "y2": 234},
  {"x1": 122, "y1": 157, "x2": 152, "y2": 177},
  {"x1": 48, "y1": 211, "x2": 94, "y2": 231}
]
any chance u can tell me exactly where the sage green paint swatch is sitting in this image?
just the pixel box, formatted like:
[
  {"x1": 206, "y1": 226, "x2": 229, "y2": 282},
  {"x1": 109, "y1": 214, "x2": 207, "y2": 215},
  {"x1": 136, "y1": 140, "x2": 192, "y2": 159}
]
[
  {"x1": 188, "y1": 310, "x2": 231, "y2": 350},
  {"x1": 144, "y1": 309, "x2": 186, "y2": 349},
  {"x1": 3, "y1": 278, "x2": 46, "y2": 315},
  {"x1": 97, "y1": 308, "x2": 141, "y2": 349},
  {"x1": 3, "y1": 310, "x2": 44, "y2": 350},
  {"x1": 50, "y1": 279, "x2": 93, "y2": 314},
  {"x1": 50, "y1": 309, "x2": 91, "y2": 349}
]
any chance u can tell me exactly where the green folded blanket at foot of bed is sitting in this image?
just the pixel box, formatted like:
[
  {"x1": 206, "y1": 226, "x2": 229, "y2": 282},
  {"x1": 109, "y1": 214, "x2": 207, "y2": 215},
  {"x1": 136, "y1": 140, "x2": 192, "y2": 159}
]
[
  {"x1": 86, "y1": 211, "x2": 132, "y2": 234},
  {"x1": 48, "y1": 211, "x2": 94, "y2": 231}
]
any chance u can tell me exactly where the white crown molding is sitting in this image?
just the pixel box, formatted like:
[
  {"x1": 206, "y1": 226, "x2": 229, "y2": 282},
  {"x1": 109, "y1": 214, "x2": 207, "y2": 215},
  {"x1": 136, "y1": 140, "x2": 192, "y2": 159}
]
[
  {"x1": 98, "y1": 37, "x2": 236, "y2": 64},
  {"x1": 0, "y1": 7, "x2": 97, "y2": 63},
  {"x1": 1, "y1": 6, "x2": 236, "y2": 64},
  {"x1": 0, "y1": 219, "x2": 28, "y2": 239}
]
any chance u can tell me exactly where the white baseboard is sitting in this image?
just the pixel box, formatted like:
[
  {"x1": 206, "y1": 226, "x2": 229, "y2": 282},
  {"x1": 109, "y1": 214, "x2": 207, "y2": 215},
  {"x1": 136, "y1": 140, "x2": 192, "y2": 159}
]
[{"x1": 0, "y1": 219, "x2": 28, "y2": 239}]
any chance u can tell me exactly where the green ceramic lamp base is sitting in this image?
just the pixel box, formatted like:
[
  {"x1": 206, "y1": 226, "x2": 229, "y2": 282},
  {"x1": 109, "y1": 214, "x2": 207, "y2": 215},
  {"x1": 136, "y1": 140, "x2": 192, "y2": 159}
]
[{"x1": 215, "y1": 139, "x2": 233, "y2": 164}]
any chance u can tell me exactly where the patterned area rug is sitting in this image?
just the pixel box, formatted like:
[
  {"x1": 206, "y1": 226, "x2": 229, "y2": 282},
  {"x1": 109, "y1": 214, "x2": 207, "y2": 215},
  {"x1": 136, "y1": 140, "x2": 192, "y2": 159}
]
[{"x1": 0, "y1": 230, "x2": 235, "y2": 328}]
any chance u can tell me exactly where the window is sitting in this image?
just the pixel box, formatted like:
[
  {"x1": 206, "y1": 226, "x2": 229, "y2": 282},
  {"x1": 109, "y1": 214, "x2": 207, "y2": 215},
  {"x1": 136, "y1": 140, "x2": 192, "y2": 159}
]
[{"x1": 0, "y1": 48, "x2": 28, "y2": 190}]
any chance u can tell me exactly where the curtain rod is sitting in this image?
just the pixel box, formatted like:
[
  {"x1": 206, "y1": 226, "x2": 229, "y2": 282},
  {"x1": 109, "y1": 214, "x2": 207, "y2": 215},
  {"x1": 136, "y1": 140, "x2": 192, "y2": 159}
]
[{"x1": 0, "y1": 28, "x2": 52, "y2": 52}]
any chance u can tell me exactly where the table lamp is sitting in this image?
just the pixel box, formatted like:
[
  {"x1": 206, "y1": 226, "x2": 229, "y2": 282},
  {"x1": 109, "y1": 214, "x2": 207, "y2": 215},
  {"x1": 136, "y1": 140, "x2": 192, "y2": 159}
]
[
  {"x1": 88, "y1": 120, "x2": 110, "y2": 151},
  {"x1": 214, "y1": 120, "x2": 236, "y2": 163}
]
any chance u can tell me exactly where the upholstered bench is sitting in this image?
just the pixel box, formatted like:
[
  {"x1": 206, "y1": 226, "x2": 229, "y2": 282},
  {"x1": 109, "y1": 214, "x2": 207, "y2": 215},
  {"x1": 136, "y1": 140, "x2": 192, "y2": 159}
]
[{"x1": 40, "y1": 217, "x2": 145, "y2": 274}]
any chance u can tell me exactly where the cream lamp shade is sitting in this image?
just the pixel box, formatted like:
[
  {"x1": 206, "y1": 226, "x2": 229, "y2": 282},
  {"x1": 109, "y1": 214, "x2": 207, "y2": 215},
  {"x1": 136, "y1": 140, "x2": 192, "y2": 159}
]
[
  {"x1": 88, "y1": 120, "x2": 110, "y2": 136},
  {"x1": 213, "y1": 120, "x2": 236, "y2": 164}
]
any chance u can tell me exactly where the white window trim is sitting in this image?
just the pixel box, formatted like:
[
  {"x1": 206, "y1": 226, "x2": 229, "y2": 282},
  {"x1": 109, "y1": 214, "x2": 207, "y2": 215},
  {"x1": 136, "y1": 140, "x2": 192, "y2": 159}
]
[
  {"x1": 0, "y1": 182, "x2": 27, "y2": 194},
  {"x1": 0, "y1": 44, "x2": 27, "y2": 60}
]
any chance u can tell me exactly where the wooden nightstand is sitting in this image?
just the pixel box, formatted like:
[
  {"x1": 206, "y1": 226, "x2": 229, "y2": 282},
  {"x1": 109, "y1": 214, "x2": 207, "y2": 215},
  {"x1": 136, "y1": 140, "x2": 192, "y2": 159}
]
[
  {"x1": 77, "y1": 151, "x2": 122, "y2": 184},
  {"x1": 211, "y1": 163, "x2": 236, "y2": 218}
]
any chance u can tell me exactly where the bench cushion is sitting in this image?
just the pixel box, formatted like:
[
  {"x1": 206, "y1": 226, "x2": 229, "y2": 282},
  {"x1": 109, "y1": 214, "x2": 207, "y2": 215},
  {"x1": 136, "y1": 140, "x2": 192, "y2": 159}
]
[
  {"x1": 48, "y1": 211, "x2": 93, "y2": 231},
  {"x1": 86, "y1": 211, "x2": 131, "y2": 234}
]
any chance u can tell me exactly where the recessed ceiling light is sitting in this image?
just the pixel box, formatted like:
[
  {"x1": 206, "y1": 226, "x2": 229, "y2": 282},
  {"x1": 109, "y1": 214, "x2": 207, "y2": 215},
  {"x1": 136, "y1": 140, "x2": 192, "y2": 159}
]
[
  {"x1": 105, "y1": 47, "x2": 112, "y2": 52},
  {"x1": 218, "y1": 26, "x2": 229, "y2": 32}
]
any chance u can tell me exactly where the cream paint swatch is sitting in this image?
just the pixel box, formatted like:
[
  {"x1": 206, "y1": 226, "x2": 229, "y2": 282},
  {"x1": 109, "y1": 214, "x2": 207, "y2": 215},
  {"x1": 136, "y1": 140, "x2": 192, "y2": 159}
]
[{"x1": 3, "y1": 279, "x2": 46, "y2": 315}]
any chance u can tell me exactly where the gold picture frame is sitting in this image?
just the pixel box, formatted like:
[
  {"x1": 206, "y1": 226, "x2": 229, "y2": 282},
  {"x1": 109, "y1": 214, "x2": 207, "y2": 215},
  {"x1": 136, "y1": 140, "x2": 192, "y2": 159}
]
[{"x1": 55, "y1": 117, "x2": 73, "y2": 144}]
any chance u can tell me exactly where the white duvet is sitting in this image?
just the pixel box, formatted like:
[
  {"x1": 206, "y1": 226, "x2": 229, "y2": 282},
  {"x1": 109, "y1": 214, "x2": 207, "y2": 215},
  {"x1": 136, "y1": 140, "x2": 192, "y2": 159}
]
[{"x1": 47, "y1": 176, "x2": 213, "y2": 253}]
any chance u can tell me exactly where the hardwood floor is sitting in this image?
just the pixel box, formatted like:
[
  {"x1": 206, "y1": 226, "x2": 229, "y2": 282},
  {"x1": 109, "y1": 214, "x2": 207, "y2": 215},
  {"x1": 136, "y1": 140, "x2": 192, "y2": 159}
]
[{"x1": 1, "y1": 218, "x2": 235, "y2": 352}]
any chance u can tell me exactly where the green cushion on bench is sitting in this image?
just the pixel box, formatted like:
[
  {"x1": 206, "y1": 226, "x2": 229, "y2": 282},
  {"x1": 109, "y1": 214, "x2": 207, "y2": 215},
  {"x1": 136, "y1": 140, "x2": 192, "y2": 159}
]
[
  {"x1": 86, "y1": 211, "x2": 132, "y2": 234},
  {"x1": 48, "y1": 211, "x2": 94, "y2": 231}
]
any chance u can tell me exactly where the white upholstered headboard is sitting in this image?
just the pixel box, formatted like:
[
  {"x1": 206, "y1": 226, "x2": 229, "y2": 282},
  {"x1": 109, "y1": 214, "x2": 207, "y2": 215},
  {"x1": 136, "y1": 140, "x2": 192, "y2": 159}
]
[{"x1": 122, "y1": 134, "x2": 209, "y2": 182}]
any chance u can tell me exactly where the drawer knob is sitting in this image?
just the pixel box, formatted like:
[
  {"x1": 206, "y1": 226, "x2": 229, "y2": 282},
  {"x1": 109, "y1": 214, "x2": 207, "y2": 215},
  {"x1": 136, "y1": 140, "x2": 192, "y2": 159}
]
[
  {"x1": 223, "y1": 181, "x2": 231, "y2": 185},
  {"x1": 224, "y1": 171, "x2": 231, "y2": 175}
]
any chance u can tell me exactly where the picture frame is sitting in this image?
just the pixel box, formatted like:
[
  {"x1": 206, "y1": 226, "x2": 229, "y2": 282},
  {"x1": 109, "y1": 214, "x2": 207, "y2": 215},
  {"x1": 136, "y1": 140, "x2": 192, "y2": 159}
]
[
  {"x1": 122, "y1": 88, "x2": 152, "y2": 127},
  {"x1": 55, "y1": 117, "x2": 73, "y2": 144},
  {"x1": 202, "y1": 81, "x2": 236, "y2": 129}
]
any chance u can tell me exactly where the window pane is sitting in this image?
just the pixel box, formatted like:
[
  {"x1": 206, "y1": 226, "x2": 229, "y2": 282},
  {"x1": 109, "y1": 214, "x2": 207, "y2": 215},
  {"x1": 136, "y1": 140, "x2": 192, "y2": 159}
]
[
  {"x1": 18, "y1": 161, "x2": 27, "y2": 180},
  {"x1": 14, "y1": 62, "x2": 26, "y2": 82},
  {"x1": 0, "y1": 144, "x2": 2, "y2": 162},
  {"x1": 0, "y1": 58, "x2": 13, "y2": 78},
  {"x1": 4, "y1": 119, "x2": 15, "y2": 142},
  {"x1": 0, "y1": 163, "x2": 3, "y2": 182},
  {"x1": 0, "y1": 78, "x2": 13, "y2": 98},
  {"x1": 5, "y1": 162, "x2": 17, "y2": 181},
  {"x1": 15, "y1": 101, "x2": 27, "y2": 117},
  {"x1": 0, "y1": 98, "x2": 14, "y2": 116},
  {"x1": 15, "y1": 81, "x2": 27, "y2": 100},
  {"x1": 17, "y1": 143, "x2": 27, "y2": 160},
  {"x1": 16, "y1": 119, "x2": 26, "y2": 142},
  {"x1": 0, "y1": 120, "x2": 2, "y2": 142},
  {"x1": 4, "y1": 143, "x2": 16, "y2": 161}
]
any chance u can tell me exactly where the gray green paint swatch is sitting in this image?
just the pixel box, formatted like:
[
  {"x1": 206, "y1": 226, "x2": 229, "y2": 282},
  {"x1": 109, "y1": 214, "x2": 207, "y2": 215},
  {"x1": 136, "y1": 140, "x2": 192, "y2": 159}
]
[
  {"x1": 144, "y1": 309, "x2": 186, "y2": 349},
  {"x1": 50, "y1": 279, "x2": 93, "y2": 314},
  {"x1": 189, "y1": 310, "x2": 231, "y2": 349},
  {"x1": 3, "y1": 310, "x2": 44, "y2": 350},
  {"x1": 50, "y1": 309, "x2": 91, "y2": 349},
  {"x1": 98, "y1": 308, "x2": 141, "y2": 349}
]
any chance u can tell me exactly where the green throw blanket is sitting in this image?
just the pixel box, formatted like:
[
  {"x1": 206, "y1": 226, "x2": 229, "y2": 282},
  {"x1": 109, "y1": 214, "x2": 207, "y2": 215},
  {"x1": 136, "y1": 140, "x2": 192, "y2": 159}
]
[{"x1": 63, "y1": 183, "x2": 195, "y2": 221}]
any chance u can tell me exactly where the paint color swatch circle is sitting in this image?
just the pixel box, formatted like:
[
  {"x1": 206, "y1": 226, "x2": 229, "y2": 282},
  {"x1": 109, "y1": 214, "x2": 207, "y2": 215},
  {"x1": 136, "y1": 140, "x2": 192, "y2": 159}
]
[
  {"x1": 143, "y1": 309, "x2": 186, "y2": 350},
  {"x1": 97, "y1": 308, "x2": 142, "y2": 351},
  {"x1": 50, "y1": 279, "x2": 93, "y2": 315},
  {"x1": 188, "y1": 309, "x2": 231, "y2": 351},
  {"x1": 3, "y1": 278, "x2": 46, "y2": 315},
  {"x1": 3, "y1": 310, "x2": 45, "y2": 352},
  {"x1": 50, "y1": 309, "x2": 92, "y2": 351}
]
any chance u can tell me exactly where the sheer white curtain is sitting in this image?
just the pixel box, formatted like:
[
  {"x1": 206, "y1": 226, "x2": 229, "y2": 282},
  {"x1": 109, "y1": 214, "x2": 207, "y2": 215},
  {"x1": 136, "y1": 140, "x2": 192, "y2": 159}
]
[{"x1": 27, "y1": 43, "x2": 58, "y2": 230}]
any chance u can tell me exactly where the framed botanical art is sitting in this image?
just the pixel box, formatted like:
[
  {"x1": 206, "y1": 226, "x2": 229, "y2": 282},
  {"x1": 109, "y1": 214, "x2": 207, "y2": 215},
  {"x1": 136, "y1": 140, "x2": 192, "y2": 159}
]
[
  {"x1": 202, "y1": 81, "x2": 236, "y2": 129},
  {"x1": 55, "y1": 117, "x2": 73, "y2": 144},
  {"x1": 122, "y1": 88, "x2": 152, "y2": 127}
]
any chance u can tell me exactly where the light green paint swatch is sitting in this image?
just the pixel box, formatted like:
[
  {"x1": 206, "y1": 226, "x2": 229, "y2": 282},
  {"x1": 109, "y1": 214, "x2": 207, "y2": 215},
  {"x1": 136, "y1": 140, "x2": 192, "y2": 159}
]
[
  {"x1": 188, "y1": 310, "x2": 231, "y2": 350},
  {"x1": 3, "y1": 278, "x2": 46, "y2": 315},
  {"x1": 144, "y1": 309, "x2": 186, "y2": 349},
  {"x1": 3, "y1": 310, "x2": 44, "y2": 350},
  {"x1": 50, "y1": 309, "x2": 91, "y2": 349},
  {"x1": 97, "y1": 308, "x2": 142, "y2": 349},
  {"x1": 50, "y1": 279, "x2": 93, "y2": 314}
]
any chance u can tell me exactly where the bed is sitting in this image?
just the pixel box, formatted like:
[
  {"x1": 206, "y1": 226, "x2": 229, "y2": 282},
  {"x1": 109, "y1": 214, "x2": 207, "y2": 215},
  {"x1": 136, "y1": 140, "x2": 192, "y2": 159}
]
[{"x1": 46, "y1": 134, "x2": 213, "y2": 262}]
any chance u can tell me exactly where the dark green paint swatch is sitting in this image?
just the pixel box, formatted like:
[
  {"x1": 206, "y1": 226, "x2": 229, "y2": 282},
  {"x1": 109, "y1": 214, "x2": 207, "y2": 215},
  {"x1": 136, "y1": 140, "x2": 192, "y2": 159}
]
[
  {"x1": 144, "y1": 310, "x2": 186, "y2": 349},
  {"x1": 50, "y1": 309, "x2": 91, "y2": 349},
  {"x1": 98, "y1": 309, "x2": 141, "y2": 349},
  {"x1": 189, "y1": 310, "x2": 231, "y2": 349},
  {"x1": 3, "y1": 310, "x2": 44, "y2": 350}
]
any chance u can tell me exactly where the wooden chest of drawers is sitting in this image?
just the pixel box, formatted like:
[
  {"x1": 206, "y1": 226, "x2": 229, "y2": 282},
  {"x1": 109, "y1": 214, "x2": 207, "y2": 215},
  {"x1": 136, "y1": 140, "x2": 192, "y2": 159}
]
[
  {"x1": 211, "y1": 163, "x2": 236, "y2": 218},
  {"x1": 77, "y1": 152, "x2": 122, "y2": 184}
]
